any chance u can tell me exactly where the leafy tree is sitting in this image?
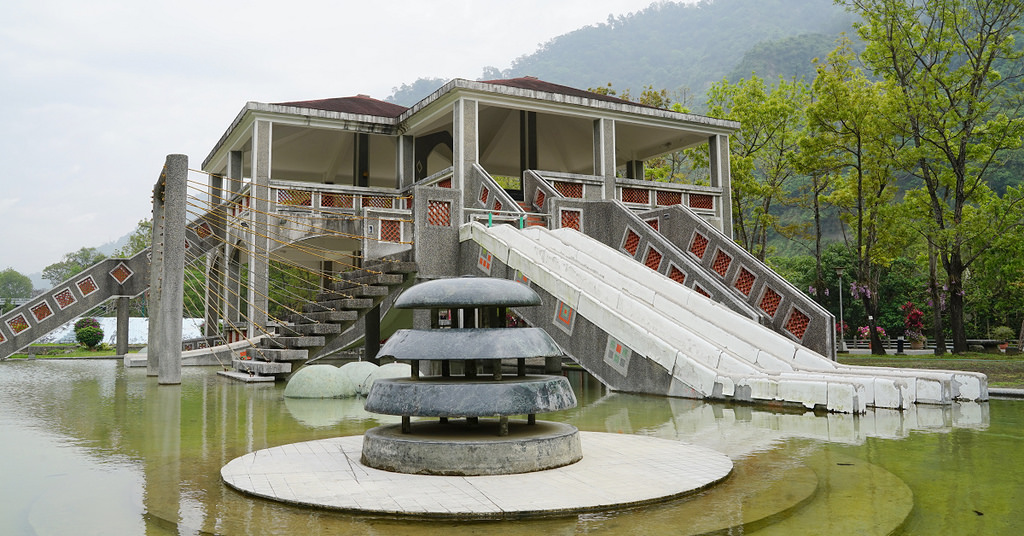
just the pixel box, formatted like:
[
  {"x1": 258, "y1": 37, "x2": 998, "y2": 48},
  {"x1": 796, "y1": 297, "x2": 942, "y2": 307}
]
[
  {"x1": 42, "y1": 247, "x2": 107, "y2": 286},
  {"x1": 706, "y1": 75, "x2": 810, "y2": 261},
  {"x1": 0, "y1": 267, "x2": 32, "y2": 301},
  {"x1": 115, "y1": 219, "x2": 152, "y2": 257},
  {"x1": 843, "y1": 0, "x2": 1024, "y2": 352},
  {"x1": 803, "y1": 40, "x2": 914, "y2": 354}
]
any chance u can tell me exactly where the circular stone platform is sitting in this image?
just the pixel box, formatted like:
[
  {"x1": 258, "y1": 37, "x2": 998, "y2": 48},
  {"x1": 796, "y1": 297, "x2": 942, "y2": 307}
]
[
  {"x1": 360, "y1": 420, "x2": 581, "y2": 475},
  {"x1": 221, "y1": 431, "x2": 733, "y2": 518}
]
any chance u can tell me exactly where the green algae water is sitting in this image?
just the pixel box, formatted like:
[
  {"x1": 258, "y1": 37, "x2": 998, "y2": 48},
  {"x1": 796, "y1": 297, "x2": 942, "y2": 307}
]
[{"x1": 1, "y1": 360, "x2": 1020, "y2": 535}]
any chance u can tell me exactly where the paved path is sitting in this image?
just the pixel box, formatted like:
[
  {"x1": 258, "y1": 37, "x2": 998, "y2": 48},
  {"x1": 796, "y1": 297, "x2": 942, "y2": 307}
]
[{"x1": 221, "y1": 431, "x2": 733, "y2": 518}]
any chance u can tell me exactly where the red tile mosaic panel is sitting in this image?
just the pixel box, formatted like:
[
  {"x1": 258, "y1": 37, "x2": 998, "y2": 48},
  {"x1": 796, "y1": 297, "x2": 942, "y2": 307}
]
[
  {"x1": 656, "y1": 190, "x2": 682, "y2": 206},
  {"x1": 277, "y1": 189, "x2": 312, "y2": 206},
  {"x1": 694, "y1": 285, "x2": 710, "y2": 298},
  {"x1": 322, "y1": 193, "x2": 355, "y2": 208},
  {"x1": 534, "y1": 190, "x2": 546, "y2": 209},
  {"x1": 362, "y1": 196, "x2": 391, "y2": 208},
  {"x1": 689, "y1": 193, "x2": 714, "y2": 210},
  {"x1": 77, "y1": 276, "x2": 98, "y2": 296},
  {"x1": 621, "y1": 187, "x2": 649, "y2": 204},
  {"x1": 560, "y1": 209, "x2": 582, "y2": 231},
  {"x1": 689, "y1": 233, "x2": 709, "y2": 259},
  {"x1": 493, "y1": 200, "x2": 502, "y2": 212},
  {"x1": 109, "y1": 263, "x2": 134, "y2": 284},
  {"x1": 0, "y1": 330, "x2": 5, "y2": 343},
  {"x1": 645, "y1": 218, "x2": 659, "y2": 231},
  {"x1": 438, "y1": 178, "x2": 452, "y2": 188},
  {"x1": 30, "y1": 302, "x2": 53, "y2": 322},
  {"x1": 428, "y1": 200, "x2": 451, "y2": 226},
  {"x1": 7, "y1": 314, "x2": 30, "y2": 334},
  {"x1": 622, "y1": 229, "x2": 641, "y2": 256},
  {"x1": 668, "y1": 265, "x2": 686, "y2": 284},
  {"x1": 54, "y1": 288, "x2": 76, "y2": 310},
  {"x1": 553, "y1": 181, "x2": 583, "y2": 198},
  {"x1": 380, "y1": 219, "x2": 401, "y2": 242},
  {"x1": 712, "y1": 250, "x2": 732, "y2": 277},
  {"x1": 479, "y1": 186, "x2": 490, "y2": 205},
  {"x1": 194, "y1": 221, "x2": 213, "y2": 239},
  {"x1": 644, "y1": 247, "x2": 663, "y2": 271},
  {"x1": 477, "y1": 248, "x2": 493, "y2": 275},
  {"x1": 734, "y1": 268, "x2": 756, "y2": 296},
  {"x1": 785, "y1": 308, "x2": 810, "y2": 340},
  {"x1": 760, "y1": 287, "x2": 782, "y2": 317}
]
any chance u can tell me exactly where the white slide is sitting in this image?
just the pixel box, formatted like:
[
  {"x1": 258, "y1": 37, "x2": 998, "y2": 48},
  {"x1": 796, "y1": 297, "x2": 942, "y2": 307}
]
[{"x1": 463, "y1": 222, "x2": 987, "y2": 413}]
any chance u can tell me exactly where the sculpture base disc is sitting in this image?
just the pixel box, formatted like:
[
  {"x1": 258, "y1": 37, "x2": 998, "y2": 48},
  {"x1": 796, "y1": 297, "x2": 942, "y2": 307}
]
[
  {"x1": 220, "y1": 432, "x2": 734, "y2": 519},
  {"x1": 360, "y1": 419, "x2": 581, "y2": 475}
]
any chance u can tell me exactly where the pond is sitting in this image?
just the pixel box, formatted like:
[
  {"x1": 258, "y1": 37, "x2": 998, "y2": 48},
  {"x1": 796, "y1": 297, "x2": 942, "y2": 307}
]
[{"x1": 1, "y1": 360, "x2": 1020, "y2": 535}]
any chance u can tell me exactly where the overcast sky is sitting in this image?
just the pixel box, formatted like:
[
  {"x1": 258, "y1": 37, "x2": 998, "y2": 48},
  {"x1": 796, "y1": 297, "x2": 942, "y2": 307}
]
[{"x1": 1, "y1": 0, "x2": 684, "y2": 280}]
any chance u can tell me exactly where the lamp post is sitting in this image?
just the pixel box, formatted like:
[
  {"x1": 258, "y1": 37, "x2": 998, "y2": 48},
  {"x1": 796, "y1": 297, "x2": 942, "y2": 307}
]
[{"x1": 836, "y1": 267, "x2": 846, "y2": 353}]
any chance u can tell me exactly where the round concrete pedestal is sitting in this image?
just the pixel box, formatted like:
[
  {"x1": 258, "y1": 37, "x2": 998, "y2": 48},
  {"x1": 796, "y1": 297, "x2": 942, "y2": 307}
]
[
  {"x1": 364, "y1": 375, "x2": 576, "y2": 417},
  {"x1": 361, "y1": 420, "x2": 582, "y2": 475}
]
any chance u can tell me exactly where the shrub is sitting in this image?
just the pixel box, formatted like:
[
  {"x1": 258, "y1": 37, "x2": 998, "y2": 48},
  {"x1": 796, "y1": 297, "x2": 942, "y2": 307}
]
[
  {"x1": 992, "y1": 326, "x2": 1016, "y2": 342},
  {"x1": 74, "y1": 318, "x2": 104, "y2": 348}
]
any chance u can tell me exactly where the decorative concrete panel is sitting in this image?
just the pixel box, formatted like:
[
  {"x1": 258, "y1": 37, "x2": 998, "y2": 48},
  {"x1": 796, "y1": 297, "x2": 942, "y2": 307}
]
[
  {"x1": 689, "y1": 232, "x2": 709, "y2": 259},
  {"x1": 668, "y1": 264, "x2": 686, "y2": 284},
  {"x1": 759, "y1": 287, "x2": 782, "y2": 318},
  {"x1": 621, "y1": 228, "x2": 641, "y2": 256},
  {"x1": 30, "y1": 302, "x2": 53, "y2": 322},
  {"x1": 194, "y1": 221, "x2": 213, "y2": 239},
  {"x1": 643, "y1": 246, "x2": 663, "y2": 271},
  {"x1": 656, "y1": 190, "x2": 682, "y2": 206},
  {"x1": 560, "y1": 209, "x2": 582, "y2": 231},
  {"x1": 76, "y1": 276, "x2": 99, "y2": 297},
  {"x1": 380, "y1": 219, "x2": 402, "y2": 243},
  {"x1": 711, "y1": 249, "x2": 732, "y2": 277},
  {"x1": 785, "y1": 308, "x2": 810, "y2": 340},
  {"x1": 552, "y1": 300, "x2": 576, "y2": 335},
  {"x1": 621, "y1": 187, "x2": 649, "y2": 205},
  {"x1": 7, "y1": 313, "x2": 30, "y2": 334},
  {"x1": 428, "y1": 200, "x2": 451, "y2": 226},
  {"x1": 734, "y1": 267, "x2": 756, "y2": 296},
  {"x1": 689, "y1": 193, "x2": 714, "y2": 210},
  {"x1": 362, "y1": 195, "x2": 391, "y2": 208},
  {"x1": 553, "y1": 181, "x2": 583, "y2": 199},
  {"x1": 109, "y1": 262, "x2": 134, "y2": 284},
  {"x1": 604, "y1": 336, "x2": 632, "y2": 376},
  {"x1": 322, "y1": 193, "x2": 355, "y2": 208},
  {"x1": 277, "y1": 189, "x2": 312, "y2": 207}
]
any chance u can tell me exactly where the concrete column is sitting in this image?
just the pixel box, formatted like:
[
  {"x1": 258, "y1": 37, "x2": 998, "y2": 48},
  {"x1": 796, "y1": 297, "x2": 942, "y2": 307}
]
[
  {"x1": 116, "y1": 296, "x2": 129, "y2": 357},
  {"x1": 397, "y1": 135, "x2": 415, "y2": 189},
  {"x1": 147, "y1": 173, "x2": 166, "y2": 377},
  {"x1": 353, "y1": 133, "x2": 370, "y2": 187},
  {"x1": 222, "y1": 150, "x2": 243, "y2": 334},
  {"x1": 157, "y1": 154, "x2": 187, "y2": 385},
  {"x1": 708, "y1": 135, "x2": 733, "y2": 238},
  {"x1": 519, "y1": 111, "x2": 538, "y2": 173},
  {"x1": 593, "y1": 119, "x2": 616, "y2": 199},
  {"x1": 625, "y1": 160, "x2": 644, "y2": 180},
  {"x1": 248, "y1": 120, "x2": 271, "y2": 337},
  {"x1": 453, "y1": 98, "x2": 478, "y2": 222},
  {"x1": 203, "y1": 255, "x2": 221, "y2": 337}
]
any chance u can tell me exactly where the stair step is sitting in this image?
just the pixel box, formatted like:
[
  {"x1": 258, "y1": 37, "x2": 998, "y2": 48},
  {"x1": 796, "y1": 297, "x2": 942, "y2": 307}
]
[
  {"x1": 232, "y1": 358, "x2": 291, "y2": 375},
  {"x1": 217, "y1": 370, "x2": 276, "y2": 383},
  {"x1": 289, "y1": 323, "x2": 343, "y2": 336},
  {"x1": 303, "y1": 298, "x2": 374, "y2": 313},
  {"x1": 261, "y1": 336, "x2": 326, "y2": 349},
  {"x1": 332, "y1": 273, "x2": 404, "y2": 290},
  {"x1": 291, "y1": 310, "x2": 359, "y2": 324},
  {"x1": 242, "y1": 348, "x2": 308, "y2": 362},
  {"x1": 316, "y1": 286, "x2": 389, "y2": 301},
  {"x1": 363, "y1": 260, "x2": 418, "y2": 274}
]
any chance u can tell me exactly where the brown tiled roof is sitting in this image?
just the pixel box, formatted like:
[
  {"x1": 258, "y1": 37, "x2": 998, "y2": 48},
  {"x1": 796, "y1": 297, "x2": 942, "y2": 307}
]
[
  {"x1": 272, "y1": 95, "x2": 408, "y2": 118},
  {"x1": 478, "y1": 77, "x2": 646, "y2": 108}
]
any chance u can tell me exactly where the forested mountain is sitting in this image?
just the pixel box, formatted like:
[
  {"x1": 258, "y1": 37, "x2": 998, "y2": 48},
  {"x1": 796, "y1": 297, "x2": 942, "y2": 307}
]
[{"x1": 387, "y1": 0, "x2": 855, "y2": 106}]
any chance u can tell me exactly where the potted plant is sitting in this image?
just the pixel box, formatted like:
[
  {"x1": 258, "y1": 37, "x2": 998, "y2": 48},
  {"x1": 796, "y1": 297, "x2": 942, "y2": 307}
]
[
  {"x1": 992, "y1": 326, "x2": 1016, "y2": 352},
  {"x1": 901, "y1": 302, "x2": 926, "y2": 349}
]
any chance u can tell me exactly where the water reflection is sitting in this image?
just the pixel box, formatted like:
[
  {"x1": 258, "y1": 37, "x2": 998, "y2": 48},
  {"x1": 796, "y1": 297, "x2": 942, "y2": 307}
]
[{"x1": 0, "y1": 360, "x2": 1018, "y2": 535}]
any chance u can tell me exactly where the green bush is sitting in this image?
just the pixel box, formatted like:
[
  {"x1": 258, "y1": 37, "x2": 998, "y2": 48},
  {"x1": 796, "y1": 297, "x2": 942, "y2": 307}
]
[
  {"x1": 74, "y1": 318, "x2": 104, "y2": 348},
  {"x1": 992, "y1": 326, "x2": 1016, "y2": 342}
]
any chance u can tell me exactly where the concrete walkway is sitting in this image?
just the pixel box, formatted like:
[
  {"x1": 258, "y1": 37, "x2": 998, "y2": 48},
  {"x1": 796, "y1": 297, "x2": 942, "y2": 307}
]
[{"x1": 221, "y1": 431, "x2": 733, "y2": 518}]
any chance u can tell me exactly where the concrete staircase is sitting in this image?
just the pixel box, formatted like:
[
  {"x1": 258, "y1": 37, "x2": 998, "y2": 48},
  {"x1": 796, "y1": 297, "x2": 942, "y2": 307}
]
[{"x1": 221, "y1": 259, "x2": 417, "y2": 381}]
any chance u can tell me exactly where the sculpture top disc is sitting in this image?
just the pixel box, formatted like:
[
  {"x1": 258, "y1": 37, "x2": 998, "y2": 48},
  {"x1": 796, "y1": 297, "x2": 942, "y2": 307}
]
[{"x1": 394, "y1": 277, "x2": 540, "y2": 309}]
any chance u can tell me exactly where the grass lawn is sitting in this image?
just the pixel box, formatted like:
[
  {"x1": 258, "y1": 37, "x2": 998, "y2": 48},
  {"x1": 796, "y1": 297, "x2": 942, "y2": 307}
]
[
  {"x1": 6, "y1": 343, "x2": 139, "y2": 359},
  {"x1": 839, "y1": 352, "x2": 1024, "y2": 389}
]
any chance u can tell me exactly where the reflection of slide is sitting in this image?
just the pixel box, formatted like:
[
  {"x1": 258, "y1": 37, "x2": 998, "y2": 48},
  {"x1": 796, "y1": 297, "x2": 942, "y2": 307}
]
[{"x1": 465, "y1": 222, "x2": 987, "y2": 413}]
